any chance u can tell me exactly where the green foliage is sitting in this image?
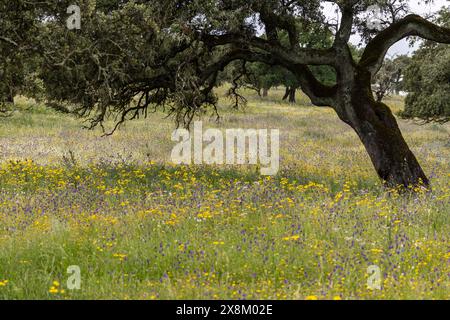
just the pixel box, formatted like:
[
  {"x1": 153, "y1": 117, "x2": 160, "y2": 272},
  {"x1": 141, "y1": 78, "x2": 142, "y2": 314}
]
[
  {"x1": 0, "y1": 1, "x2": 35, "y2": 110},
  {"x1": 0, "y1": 1, "x2": 449, "y2": 126},
  {"x1": 401, "y1": 10, "x2": 450, "y2": 123}
]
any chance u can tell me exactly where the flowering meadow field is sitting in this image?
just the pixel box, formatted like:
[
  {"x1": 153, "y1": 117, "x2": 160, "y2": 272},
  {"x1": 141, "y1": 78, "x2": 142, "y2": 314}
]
[{"x1": 0, "y1": 90, "x2": 449, "y2": 299}]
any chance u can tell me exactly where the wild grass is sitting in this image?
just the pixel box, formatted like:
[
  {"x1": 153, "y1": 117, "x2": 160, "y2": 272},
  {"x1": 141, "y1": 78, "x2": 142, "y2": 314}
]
[{"x1": 0, "y1": 88, "x2": 448, "y2": 300}]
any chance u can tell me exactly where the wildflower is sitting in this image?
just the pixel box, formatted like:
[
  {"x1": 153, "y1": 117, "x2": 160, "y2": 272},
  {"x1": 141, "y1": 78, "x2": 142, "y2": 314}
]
[
  {"x1": 305, "y1": 295, "x2": 318, "y2": 300},
  {"x1": 198, "y1": 211, "x2": 213, "y2": 219},
  {"x1": 113, "y1": 253, "x2": 127, "y2": 261},
  {"x1": 282, "y1": 235, "x2": 300, "y2": 241},
  {"x1": 48, "y1": 286, "x2": 59, "y2": 294},
  {"x1": 165, "y1": 214, "x2": 178, "y2": 225}
]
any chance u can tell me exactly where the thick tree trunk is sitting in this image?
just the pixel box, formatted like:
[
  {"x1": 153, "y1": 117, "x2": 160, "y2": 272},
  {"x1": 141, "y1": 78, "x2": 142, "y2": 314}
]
[
  {"x1": 262, "y1": 87, "x2": 269, "y2": 97},
  {"x1": 340, "y1": 85, "x2": 429, "y2": 189}
]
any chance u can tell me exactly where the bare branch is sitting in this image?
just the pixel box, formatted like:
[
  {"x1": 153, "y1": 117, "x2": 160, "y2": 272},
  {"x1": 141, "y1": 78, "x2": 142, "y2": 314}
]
[{"x1": 0, "y1": 36, "x2": 18, "y2": 47}]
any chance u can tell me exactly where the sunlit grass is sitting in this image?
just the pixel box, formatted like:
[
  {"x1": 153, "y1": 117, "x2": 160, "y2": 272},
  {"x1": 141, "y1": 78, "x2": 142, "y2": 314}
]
[{"x1": 0, "y1": 89, "x2": 448, "y2": 300}]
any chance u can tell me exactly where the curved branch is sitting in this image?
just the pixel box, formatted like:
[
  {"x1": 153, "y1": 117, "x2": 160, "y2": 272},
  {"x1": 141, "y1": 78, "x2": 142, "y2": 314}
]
[
  {"x1": 289, "y1": 65, "x2": 337, "y2": 106},
  {"x1": 360, "y1": 14, "x2": 450, "y2": 75},
  {"x1": 200, "y1": 48, "x2": 336, "y2": 107},
  {"x1": 199, "y1": 33, "x2": 336, "y2": 66},
  {"x1": 256, "y1": 4, "x2": 299, "y2": 48}
]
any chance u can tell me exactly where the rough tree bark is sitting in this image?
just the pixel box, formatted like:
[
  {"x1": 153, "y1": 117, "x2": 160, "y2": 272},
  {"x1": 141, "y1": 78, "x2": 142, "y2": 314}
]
[
  {"x1": 336, "y1": 71, "x2": 429, "y2": 188},
  {"x1": 352, "y1": 99, "x2": 429, "y2": 188}
]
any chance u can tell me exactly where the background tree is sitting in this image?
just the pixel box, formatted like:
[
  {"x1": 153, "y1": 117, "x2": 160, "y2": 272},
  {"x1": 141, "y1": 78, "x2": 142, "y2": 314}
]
[
  {"x1": 372, "y1": 55, "x2": 410, "y2": 102},
  {"x1": 0, "y1": 0, "x2": 64, "y2": 113},
  {"x1": 280, "y1": 69, "x2": 300, "y2": 103},
  {"x1": 0, "y1": 1, "x2": 39, "y2": 113},
  {"x1": 400, "y1": 9, "x2": 450, "y2": 123},
  {"x1": 237, "y1": 62, "x2": 283, "y2": 98},
  {"x1": 2, "y1": 0, "x2": 450, "y2": 188}
]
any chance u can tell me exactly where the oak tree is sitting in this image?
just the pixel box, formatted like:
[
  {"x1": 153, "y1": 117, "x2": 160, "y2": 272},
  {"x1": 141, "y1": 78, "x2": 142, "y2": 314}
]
[{"x1": 3, "y1": 0, "x2": 450, "y2": 188}]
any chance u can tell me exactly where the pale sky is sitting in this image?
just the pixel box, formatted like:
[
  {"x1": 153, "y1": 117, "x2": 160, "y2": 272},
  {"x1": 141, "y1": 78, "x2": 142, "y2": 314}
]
[{"x1": 323, "y1": 0, "x2": 450, "y2": 56}]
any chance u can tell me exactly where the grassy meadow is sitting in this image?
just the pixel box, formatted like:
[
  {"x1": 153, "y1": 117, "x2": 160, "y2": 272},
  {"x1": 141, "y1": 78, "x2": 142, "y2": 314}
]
[{"x1": 0, "y1": 88, "x2": 449, "y2": 300}]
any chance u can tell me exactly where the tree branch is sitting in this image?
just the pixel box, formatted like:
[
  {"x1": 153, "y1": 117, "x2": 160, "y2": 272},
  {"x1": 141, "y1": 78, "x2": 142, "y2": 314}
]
[
  {"x1": 360, "y1": 14, "x2": 450, "y2": 75},
  {"x1": 199, "y1": 47, "x2": 336, "y2": 107},
  {"x1": 199, "y1": 33, "x2": 336, "y2": 66},
  {"x1": 0, "y1": 36, "x2": 18, "y2": 47},
  {"x1": 289, "y1": 64, "x2": 337, "y2": 106},
  {"x1": 333, "y1": 0, "x2": 357, "y2": 46}
]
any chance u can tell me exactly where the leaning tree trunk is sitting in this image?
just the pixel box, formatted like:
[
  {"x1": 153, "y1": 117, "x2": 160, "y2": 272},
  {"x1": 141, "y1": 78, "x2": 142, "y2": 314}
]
[{"x1": 339, "y1": 82, "x2": 430, "y2": 189}]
